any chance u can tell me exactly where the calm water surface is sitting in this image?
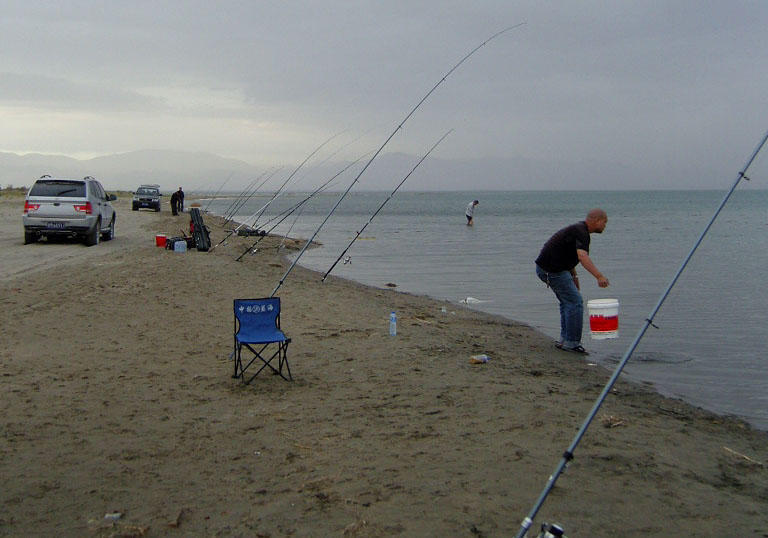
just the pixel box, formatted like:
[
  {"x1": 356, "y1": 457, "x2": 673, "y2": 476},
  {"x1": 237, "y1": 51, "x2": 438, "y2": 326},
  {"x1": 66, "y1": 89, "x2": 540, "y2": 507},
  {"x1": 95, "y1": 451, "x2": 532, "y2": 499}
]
[{"x1": 208, "y1": 190, "x2": 768, "y2": 430}]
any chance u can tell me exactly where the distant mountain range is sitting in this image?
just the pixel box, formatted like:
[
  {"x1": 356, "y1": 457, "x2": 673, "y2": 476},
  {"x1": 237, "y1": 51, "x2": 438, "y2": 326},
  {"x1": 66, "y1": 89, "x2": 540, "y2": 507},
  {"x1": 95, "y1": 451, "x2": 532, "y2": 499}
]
[{"x1": 0, "y1": 149, "x2": 728, "y2": 192}]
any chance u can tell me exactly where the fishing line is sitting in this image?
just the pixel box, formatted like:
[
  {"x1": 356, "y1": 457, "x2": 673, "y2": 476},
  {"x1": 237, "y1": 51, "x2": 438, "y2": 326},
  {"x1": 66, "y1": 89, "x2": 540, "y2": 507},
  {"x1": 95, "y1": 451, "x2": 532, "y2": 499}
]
[
  {"x1": 208, "y1": 167, "x2": 283, "y2": 252},
  {"x1": 222, "y1": 167, "x2": 278, "y2": 225},
  {"x1": 268, "y1": 24, "x2": 524, "y2": 298},
  {"x1": 201, "y1": 172, "x2": 234, "y2": 213},
  {"x1": 237, "y1": 151, "x2": 371, "y2": 260},
  {"x1": 232, "y1": 132, "x2": 343, "y2": 261},
  {"x1": 220, "y1": 170, "x2": 270, "y2": 225},
  {"x1": 515, "y1": 129, "x2": 768, "y2": 538},
  {"x1": 276, "y1": 177, "x2": 345, "y2": 252},
  {"x1": 322, "y1": 129, "x2": 453, "y2": 281}
]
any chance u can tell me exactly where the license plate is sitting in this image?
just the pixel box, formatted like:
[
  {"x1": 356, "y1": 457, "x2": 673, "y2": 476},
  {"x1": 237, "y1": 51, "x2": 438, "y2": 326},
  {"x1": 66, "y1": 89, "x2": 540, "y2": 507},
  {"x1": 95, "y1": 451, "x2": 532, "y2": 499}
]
[{"x1": 46, "y1": 222, "x2": 65, "y2": 229}]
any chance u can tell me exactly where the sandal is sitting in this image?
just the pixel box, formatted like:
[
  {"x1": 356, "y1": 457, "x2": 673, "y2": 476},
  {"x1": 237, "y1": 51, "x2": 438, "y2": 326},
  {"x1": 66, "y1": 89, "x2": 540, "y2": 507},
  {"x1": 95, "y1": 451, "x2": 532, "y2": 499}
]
[{"x1": 556, "y1": 343, "x2": 590, "y2": 355}]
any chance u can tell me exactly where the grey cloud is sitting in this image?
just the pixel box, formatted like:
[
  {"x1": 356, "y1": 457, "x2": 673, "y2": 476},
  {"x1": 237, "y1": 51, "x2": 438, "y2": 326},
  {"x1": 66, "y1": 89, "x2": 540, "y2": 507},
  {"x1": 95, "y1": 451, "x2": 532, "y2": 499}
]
[{"x1": 0, "y1": 72, "x2": 167, "y2": 111}]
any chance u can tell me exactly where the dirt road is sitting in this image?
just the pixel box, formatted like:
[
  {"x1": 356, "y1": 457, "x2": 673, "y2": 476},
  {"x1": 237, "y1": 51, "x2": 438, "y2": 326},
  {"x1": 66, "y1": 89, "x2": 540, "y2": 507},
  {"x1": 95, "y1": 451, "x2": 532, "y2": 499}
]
[{"x1": 1, "y1": 197, "x2": 166, "y2": 283}]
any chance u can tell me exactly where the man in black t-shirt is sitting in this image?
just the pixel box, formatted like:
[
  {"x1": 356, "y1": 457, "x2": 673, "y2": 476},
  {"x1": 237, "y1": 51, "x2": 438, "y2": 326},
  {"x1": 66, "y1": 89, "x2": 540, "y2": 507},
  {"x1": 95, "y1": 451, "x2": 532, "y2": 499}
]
[{"x1": 535, "y1": 208, "x2": 610, "y2": 354}]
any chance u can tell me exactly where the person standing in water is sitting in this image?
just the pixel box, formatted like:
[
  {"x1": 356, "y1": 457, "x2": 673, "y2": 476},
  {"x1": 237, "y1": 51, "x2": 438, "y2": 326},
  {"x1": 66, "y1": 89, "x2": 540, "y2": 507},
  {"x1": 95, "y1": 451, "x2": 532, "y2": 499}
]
[
  {"x1": 465, "y1": 200, "x2": 479, "y2": 226},
  {"x1": 535, "y1": 208, "x2": 610, "y2": 354}
]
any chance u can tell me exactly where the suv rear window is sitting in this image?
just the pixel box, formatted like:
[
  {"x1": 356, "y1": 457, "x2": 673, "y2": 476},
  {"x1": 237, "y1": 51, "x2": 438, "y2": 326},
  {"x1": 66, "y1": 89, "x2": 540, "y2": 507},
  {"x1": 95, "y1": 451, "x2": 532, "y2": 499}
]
[
  {"x1": 29, "y1": 180, "x2": 86, "y2": 197},
  {"x1": 137, "y1": 188, "x2": 159, "y2": 195}
]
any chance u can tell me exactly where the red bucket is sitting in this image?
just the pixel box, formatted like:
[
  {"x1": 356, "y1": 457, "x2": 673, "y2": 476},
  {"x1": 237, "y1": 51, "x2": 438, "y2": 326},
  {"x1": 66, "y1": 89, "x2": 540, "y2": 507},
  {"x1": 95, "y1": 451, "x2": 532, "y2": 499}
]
[{"x1": 155, "y1": 234, "x2": 167, "y2": 247}]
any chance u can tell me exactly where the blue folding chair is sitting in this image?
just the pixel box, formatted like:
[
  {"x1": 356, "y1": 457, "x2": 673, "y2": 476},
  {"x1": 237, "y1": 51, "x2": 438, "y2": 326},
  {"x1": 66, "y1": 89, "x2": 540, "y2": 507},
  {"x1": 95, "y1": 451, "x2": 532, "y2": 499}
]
[{"x1": 233, "y1": 298, "x2": 292, "y2": 382}]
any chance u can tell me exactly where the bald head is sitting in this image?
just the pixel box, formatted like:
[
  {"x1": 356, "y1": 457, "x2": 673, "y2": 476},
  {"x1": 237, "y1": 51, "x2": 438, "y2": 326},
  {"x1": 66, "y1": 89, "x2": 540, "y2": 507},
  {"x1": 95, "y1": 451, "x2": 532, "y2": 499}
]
[{"x1": 585, "y1": 208, "x2": 608, "y2": 233}]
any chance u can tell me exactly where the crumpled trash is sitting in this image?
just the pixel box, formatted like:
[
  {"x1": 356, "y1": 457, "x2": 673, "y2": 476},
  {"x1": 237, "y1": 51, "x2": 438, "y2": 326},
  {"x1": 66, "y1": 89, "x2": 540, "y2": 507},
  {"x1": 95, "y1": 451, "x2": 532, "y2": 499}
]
[{"x1": 469, "y1": 354, "x2": 490, "y2": 364}]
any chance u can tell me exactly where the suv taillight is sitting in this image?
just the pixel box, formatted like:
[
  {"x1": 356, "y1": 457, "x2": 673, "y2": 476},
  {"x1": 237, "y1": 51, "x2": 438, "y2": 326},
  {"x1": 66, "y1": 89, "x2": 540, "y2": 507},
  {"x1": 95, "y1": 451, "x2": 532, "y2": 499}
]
[
  {"x1": 74, "y1": 202, "x2": 93, "y2": 214},
  {"x1": 24, "y1": 201, "x2": 40, "y2": 214}
]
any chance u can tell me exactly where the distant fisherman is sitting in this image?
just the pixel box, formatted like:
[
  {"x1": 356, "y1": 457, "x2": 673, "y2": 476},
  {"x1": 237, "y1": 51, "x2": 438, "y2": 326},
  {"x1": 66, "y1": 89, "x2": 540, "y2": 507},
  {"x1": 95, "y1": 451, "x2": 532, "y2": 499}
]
[
  {"x1": 535, "y1": 208, "x2": 610, "y2": 355},
  {"x1": 465, "y1": 199, "x2": 479, "y2": 226}
]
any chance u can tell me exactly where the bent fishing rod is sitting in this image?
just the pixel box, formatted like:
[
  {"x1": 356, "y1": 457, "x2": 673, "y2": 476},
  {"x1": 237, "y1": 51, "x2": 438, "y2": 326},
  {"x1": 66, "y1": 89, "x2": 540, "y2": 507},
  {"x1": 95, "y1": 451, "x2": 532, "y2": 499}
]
[
  {"x1": 219, "y1": 170, "x2": 269, "y2": 225},
  {"x1": 221, "y1": 170, "x2": 269, "y2": 226},
  {"x1": 222, "y1": 167, "x2": 278, "y2": 225},
  {"x1": 243, "y1": 130, "x2": 370, "y2": 235},
  {"x1": 232, "y1": 133, "x2": 342, "y2": 261},
  {"x1": 269, "y1": 24, "x2": 524, "y2": 298},
  {"x1": 201, "y1": 172, "x2": 234, "y2": 214},
  {"x1": 322, "y1": 129, "x2": 453, "y2": 281},
  {"x1": 515, "y1": 128, "x2": 768, "y2": 538},
  {"x1": 266, "y1": 152, "x2": 373, "y2": 251},
  {"x1": 208, "y1": 168, "x2": 283, "y2": 252},
  {"x1": 276, "y1": 176, "x2": 347, "y2": 252},
  {"x1": 237, "y1": 151, "x2": 371, "y2": 260}
]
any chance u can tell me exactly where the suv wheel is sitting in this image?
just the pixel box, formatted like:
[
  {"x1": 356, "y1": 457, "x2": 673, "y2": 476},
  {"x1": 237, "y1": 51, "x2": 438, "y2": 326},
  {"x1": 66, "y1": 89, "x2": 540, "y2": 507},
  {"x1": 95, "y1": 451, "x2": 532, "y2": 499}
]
[
  {"x1": 84, "y1": 218, "x2": 101, "y2": 246},
  {"x1": 132, "y1": 203, "x2": 138, "y2": 211},
  {"x1": 102, "y1": 217, "x2": 115, "y2": 241},
  {"x1": 24, "y1": 230, "x2": 38, "y2": 244}
]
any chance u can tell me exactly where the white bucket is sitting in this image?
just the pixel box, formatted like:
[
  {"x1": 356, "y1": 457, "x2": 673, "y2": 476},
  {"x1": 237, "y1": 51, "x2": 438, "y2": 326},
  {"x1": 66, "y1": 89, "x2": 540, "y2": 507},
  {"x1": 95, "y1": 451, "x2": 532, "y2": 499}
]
[
  {"x1": 587, "y1": 298, "x2": 619, "y2": 339},
  {"x1": 173, "y1": 240, "x2": 187, "y2": 253}
]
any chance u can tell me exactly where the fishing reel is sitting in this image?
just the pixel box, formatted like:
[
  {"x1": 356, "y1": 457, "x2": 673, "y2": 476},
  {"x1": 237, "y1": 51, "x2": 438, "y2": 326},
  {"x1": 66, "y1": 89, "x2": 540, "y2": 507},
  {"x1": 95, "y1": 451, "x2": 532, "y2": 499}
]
[{"x1": 535, "y1": 522, "x2": 567, "y2": 538}]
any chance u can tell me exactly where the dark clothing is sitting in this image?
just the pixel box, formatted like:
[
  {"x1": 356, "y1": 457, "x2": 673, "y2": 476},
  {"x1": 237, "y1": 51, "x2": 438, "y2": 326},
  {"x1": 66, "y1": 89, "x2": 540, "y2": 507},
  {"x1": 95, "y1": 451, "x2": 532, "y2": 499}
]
[
  {"x1": 535, "y1": 221, "x2": 590, "y2": 273},
  {"x1": 170, "y1": 192, "x2": 179, "y2": 216},
  {"x1": 177, "y1": 189, "x2": 184, "y2": 212}
]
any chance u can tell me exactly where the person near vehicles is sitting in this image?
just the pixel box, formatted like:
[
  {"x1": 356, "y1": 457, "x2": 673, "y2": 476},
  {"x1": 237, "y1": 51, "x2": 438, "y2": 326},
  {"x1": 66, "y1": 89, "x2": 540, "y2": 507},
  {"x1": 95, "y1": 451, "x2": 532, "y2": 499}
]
[
  {"x1": 465, "y1": 200, "x2": 479, "y2": 226},
  {"x1": 535, "y1": 208, "x2": 610, "y2": 354},
  {"x1": 170, "y1": 189, "x2": 180, "y2": 216},
  {"x1": 177, "y1": 187, "x2": 185, "y2": 213}
]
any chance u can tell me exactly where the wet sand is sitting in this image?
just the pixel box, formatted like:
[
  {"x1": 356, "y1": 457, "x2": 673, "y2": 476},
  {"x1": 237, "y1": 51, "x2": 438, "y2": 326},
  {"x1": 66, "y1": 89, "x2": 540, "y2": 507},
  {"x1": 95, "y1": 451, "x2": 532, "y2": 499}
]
[{"x1": 1, "y1": 195, "x2": 767, "y2": 537}]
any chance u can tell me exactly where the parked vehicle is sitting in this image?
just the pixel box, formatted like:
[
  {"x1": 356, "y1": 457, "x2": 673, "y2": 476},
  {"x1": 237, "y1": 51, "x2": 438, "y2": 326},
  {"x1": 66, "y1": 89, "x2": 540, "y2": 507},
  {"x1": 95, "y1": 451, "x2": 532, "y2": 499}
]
[
  {"x1": 22, "y1": 175, "x2": 117, "y2": 246},
  {"x1": 132, "y1": 184, "x2": 161, "y2": 211}
]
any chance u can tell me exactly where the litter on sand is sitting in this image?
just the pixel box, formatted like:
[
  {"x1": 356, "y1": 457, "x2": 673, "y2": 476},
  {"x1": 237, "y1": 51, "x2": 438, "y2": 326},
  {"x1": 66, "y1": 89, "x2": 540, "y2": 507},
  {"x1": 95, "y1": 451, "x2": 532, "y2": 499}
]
[{"x1": 460, "y1": 296, "x2": 488, "y2": 304}]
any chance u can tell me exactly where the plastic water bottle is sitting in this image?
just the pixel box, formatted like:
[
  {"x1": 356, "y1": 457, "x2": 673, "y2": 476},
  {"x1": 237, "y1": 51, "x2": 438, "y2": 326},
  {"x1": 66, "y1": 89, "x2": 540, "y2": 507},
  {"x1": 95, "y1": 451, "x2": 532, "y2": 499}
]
[{"x1": 389, "y1": 311, "x2": 397, "y2": 336}]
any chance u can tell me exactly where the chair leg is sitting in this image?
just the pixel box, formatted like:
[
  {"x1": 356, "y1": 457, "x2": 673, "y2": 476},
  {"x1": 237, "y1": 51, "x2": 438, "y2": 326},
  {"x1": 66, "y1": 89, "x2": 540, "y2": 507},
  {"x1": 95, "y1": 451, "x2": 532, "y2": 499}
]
[
  {"x1": 233, "y1": 342, "x2": 243, "y2": 379},
  {"x1": 279, "y1": 342, "x2": 292, "y2": 381}
]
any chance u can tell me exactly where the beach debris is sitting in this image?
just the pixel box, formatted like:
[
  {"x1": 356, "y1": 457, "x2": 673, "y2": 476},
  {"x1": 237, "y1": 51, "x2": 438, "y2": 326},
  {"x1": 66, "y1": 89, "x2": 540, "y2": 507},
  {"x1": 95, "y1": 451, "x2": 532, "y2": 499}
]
[
  {"x1": 469, "y1": 354, "x2": 490, "y2": 364},
  {"x1": 343, "y1": 518, "x2": 368, "y2": 535},
  {"x1": 385, "y1": 282, "x2": 397, "y2": 288},
  {"x1": 600, "y1": 414, "x2": 625, "y2": 428},
  {"x1": 104, "y1": 512, "x2": 123, "y2": 522},
  {"x1": 168, "y1": 508, "x2": 188, "y2": 528},
  {"x1": 722, "y1": 446, "x2": 764, "y2": 467},
  {"x1": 460, "y1": 296, "x2": 486, "y2": 304},
  {"x1": 440, "y1": 306, "x2": 447, "y2": 313},
  {"x1": 343, "y1": 255, "x2": 352, "y2": 265}
]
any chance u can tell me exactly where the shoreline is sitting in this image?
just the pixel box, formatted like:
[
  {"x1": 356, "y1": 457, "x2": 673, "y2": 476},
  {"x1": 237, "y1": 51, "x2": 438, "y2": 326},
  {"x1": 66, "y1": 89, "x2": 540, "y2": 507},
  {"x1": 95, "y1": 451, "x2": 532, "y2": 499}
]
[{"x1": 1, "y1": 196, "x2": 767, "y2": 536}]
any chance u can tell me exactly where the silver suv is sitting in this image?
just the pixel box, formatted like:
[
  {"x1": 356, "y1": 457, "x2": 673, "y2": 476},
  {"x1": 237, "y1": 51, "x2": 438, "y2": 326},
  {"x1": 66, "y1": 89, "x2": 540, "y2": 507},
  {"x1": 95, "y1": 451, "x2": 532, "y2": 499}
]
[
  {"x1": 23, "y1": 175, "x2": 117, "y2": 246},
  {"x1": 132, "y1": 184, "x2": 161, "y2": 211}
]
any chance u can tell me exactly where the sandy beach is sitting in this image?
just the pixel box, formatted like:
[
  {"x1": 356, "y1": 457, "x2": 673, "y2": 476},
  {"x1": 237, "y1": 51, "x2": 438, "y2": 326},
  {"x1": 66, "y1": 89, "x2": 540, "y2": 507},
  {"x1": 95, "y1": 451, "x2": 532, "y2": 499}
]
[{"x1": 1, "y1": 193, "x2": 767, "y2": 537}]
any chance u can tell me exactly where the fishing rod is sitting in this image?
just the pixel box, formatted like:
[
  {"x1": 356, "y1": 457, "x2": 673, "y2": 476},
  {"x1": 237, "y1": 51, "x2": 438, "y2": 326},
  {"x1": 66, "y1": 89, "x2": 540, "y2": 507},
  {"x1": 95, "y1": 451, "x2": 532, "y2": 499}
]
[
  {"x1": 208, "y1": 168, "x2": 283, "y2": 252},
  {"x1": 257, "y1": 132, "x2": 342, "y2": 218},
  {"x1": 231, "y1": 133, "x2": 342, "y2": 261},
  {"x1": 218, "y1": 173, "x2": 265, "y2": 225},
  {"x1": 321, "y1": 129, "x2": 452, "y2": 281},
  {"x1": 514, "y1": 128, "x2": 768, "y2": 538},
  {"x1": 222, "y1": 168, "x2": 276, "y2": 225},
  {"x1": 236, "y1": 151, "x2": 371, "y2": 260},
  {"x1": 245, "y1": 130, "x2": 371, "y2": 233},
  {"x1": 268, "y1": 24, "x2": 524, "y2": 298},
  {"x1": 275, "y1": 176, "x2": 346, "y2": 252},
  {"x1": 201, "y1": 172, "x2": 234, "y2": 213},
  {"x1": 275, "y1": 149, "x2": 375, "y2": 251}
]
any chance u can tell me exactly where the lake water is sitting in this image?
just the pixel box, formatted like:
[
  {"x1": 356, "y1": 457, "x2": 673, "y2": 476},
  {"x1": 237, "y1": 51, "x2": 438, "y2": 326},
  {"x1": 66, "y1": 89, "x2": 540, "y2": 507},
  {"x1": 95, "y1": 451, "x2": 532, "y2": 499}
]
[{"x1": 206, "y1": 189, "x2": 768, "y2": 431}]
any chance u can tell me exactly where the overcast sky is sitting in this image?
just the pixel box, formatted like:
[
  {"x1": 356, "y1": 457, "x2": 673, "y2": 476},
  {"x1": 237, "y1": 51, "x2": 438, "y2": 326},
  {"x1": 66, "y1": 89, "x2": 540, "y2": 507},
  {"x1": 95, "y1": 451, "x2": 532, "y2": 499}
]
[{"x1": 2, "y1": 1, "x2": 767, "y2": 190}]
